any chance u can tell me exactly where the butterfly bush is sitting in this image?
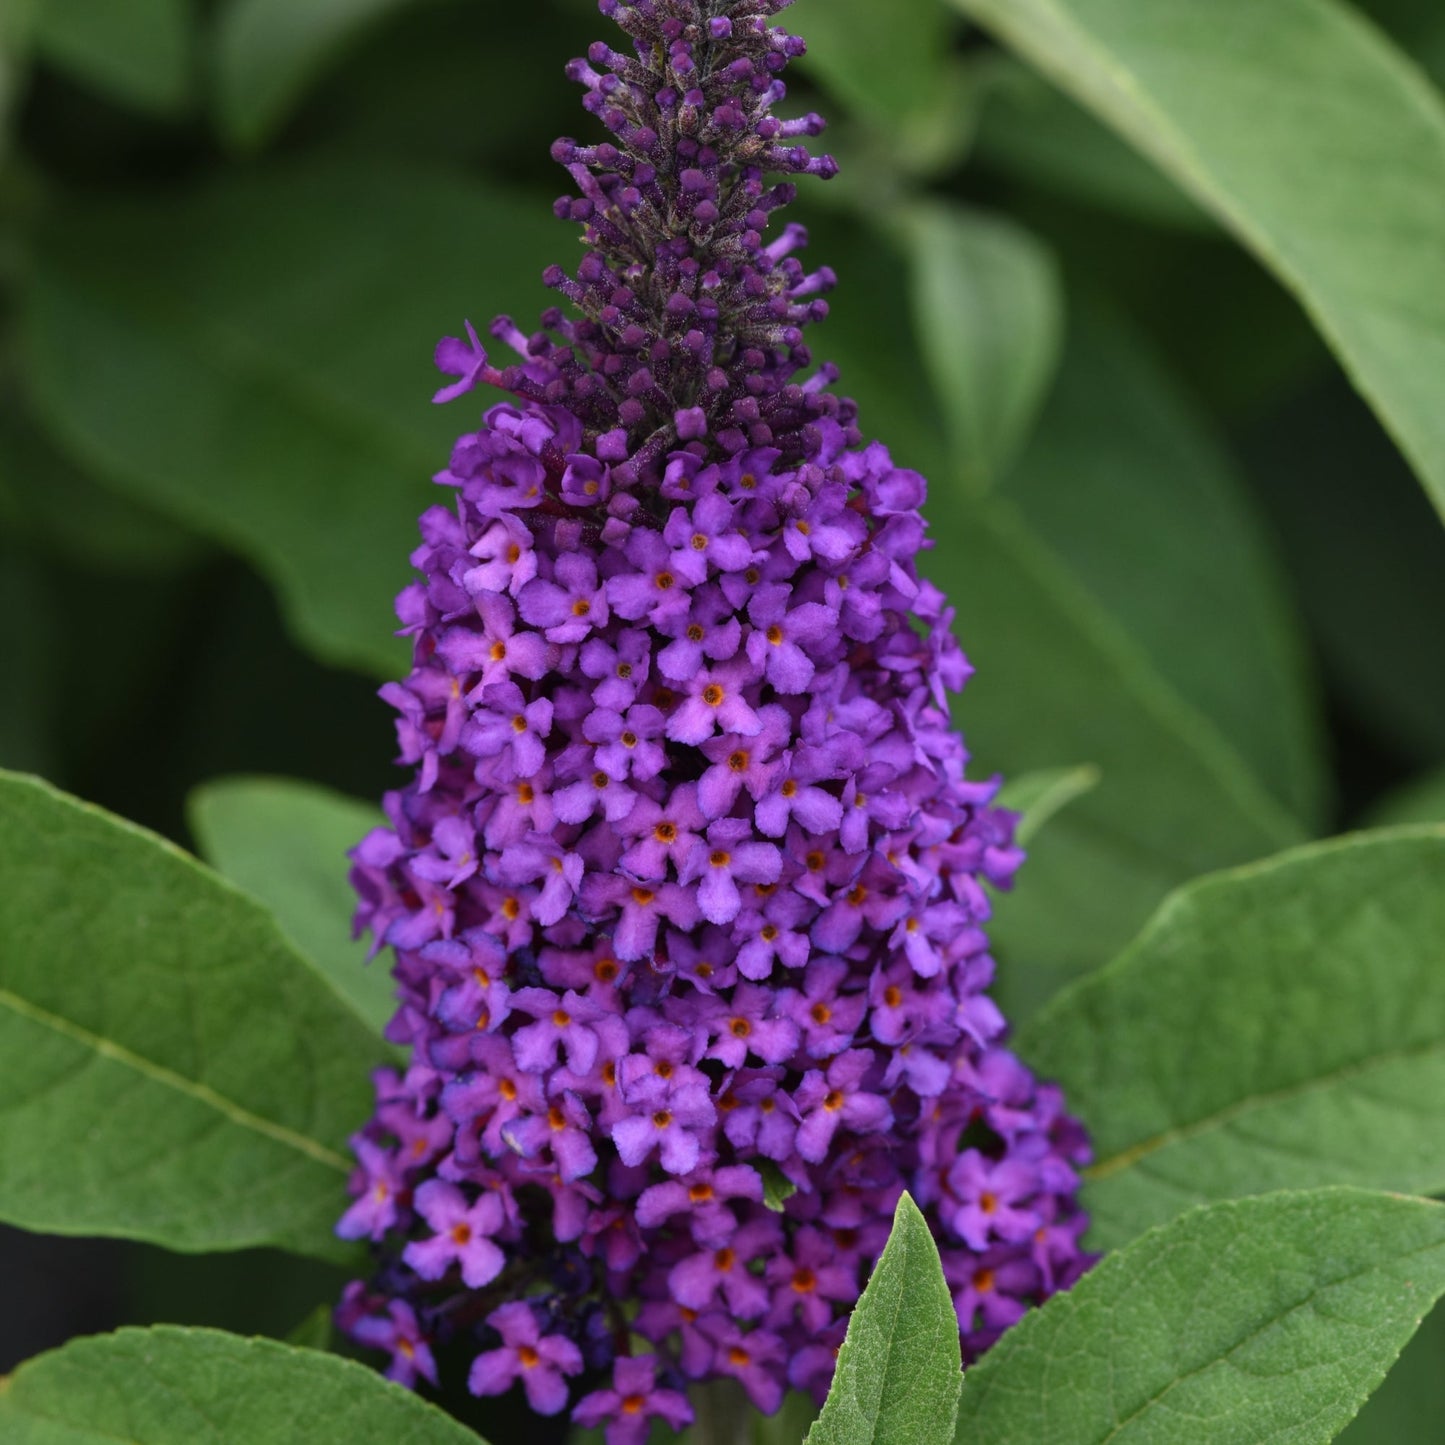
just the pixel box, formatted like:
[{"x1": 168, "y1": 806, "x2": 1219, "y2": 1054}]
[{"x1": 335, "y1": 1, "x2": 1093, "y2": 1436}]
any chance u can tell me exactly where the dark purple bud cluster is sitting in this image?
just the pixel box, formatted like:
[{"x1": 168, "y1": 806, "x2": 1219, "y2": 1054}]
[{"x1": 335, "y1": 4, "x2": 1093, "y2": 1441}]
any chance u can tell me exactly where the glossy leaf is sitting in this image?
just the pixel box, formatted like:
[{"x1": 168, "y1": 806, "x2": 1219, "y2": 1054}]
[
  {"x1": 0, "y1": 1326, "x2": 483, "y2": 1444},
  {"x1": 214, "y1": 0, "x2": 421, "y2": 150},
  {"x1": 18, "y1": 160, "x2": 559, "y2": 679},
  {"x1": 1019, "y1": 829, "x2": 1445, "y2": 1249},
  {"x1": 905, "y1": 203, "x2": 1064, "y2": 490},
  {"x1": 32, "y1": 0, "x2": 191, "y2": 115},
  {"x1": 950, "y1": 0, "x2": 1445, "y2": 524},
  {"x1": 955, "y1": 1189, "x2": 1445, "y2": 1445},
  {"x1": 805, "y1": 1193, "x2": 961, "y2": 1445},
  {"x1": 0, "y1": 770, "x2": 381, "y2": 1261},
  {"x1": 188, "y1": 776, "x2": 392, "y2": 1034},
  {"x1": 996, "y1": 765, "x2": 1099, "y2": 846}
]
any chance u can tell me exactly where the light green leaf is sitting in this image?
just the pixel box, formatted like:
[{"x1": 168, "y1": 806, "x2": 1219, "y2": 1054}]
[
  {"x1": 904, "y1": 203, "x2": 1064, "y2": 490},
  {"x1": 805, "y1": 1193, "x2": 960, "y2": 1445},
  {"x1": 188, "y1": 776, "x2": 392, "y2": 1035},
  {"x1": 0, "y1": 1326, "x2": 483, "y2": 1444},
  {"x1": 949, "y1": 0, "x2": 1445, "y2": 524},
  {"x1": 1019, "y1": 829, "x2": 1445, "y2": 1250},
  {"x1": 793, "y1": 0, "x2": 957, "y2": 127},
  {"x1": 32, "y1": 0, "x2": 191, "y2": 115},
  {"x1": 1367, "y1": 767, "x2": 1445, "y2": 828},
  {"x1": 955, "y1": 1189, "x2": 1445, "y2": 1445},
  {"x1": 996, "y1": 765, "x2": 1099, "y2": 846},
  {"x1": 1000, "y1": 299, "x2": 1326, "y2": 830},
  {"x1": 0, "y1": 770, "x2": 382, "y2": 1261},
  {"x1": 18, "y1": 160, "x2": 559, "y2": 678},
  {"x1": 972, "y1": 59, "x2": 1208, "y2": 230},
  {"x1": 213, "y1": 0, "x2": 421, "y2": 150}
]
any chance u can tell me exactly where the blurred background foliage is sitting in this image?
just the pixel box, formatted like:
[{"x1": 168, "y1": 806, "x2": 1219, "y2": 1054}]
[{"x1": 1, "y1": 0, "x2": 1442, "y2": 1439}]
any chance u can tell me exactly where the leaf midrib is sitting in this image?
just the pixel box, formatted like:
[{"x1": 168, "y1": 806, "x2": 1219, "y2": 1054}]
[{"x1": 0, "y1": 984, "x2": 350, "y2": 1174}]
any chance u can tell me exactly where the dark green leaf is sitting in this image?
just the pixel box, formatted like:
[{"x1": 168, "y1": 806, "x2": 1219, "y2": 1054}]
[
  {"x1": 904, "y1": 203, "x2": 1064, "y2": 490},
  {"x1": 950, "y1": 0, "x2": 1445, "y2": 524},
  {"x1": 793, "y1": 0, "x2": 956, "y2": 127},
  {"x1": 18, "y1": 160, "x2": 559, "y2": 678},
  {"x1": 285, "y1": 1305, "x2": 335, "y2": 1353},
  {"x1": 804, "y1": 208, "x2": 1306, "y2": 999},
  {"x1": 972, "y1": 60, "x2": 1208, "y2": 229},
  {"x1": 1000, "y1": 299, "x2": 1325, "y2": 829},
  {"x1": 213, "y1": 0, "x2": 422, "y2": 150},
  {"x1": 955, "y1": 1189, "x2": 1445, "y2": 1445},
  {"x1": 0, "y1": 1326, "x2": 483, "y2": 1444},
  {"x1": 1367, "y1": 768, "x2": 1445, "y2": 828},
  {"x1": 805, "y1": 1193, "x2": 960, "y2": 1445},
  {"x1": 32, "y1": 0, "x2": 191, "y2": 115},
  {"x1": 0, "y1": 0, "x2": 40, "y2": 157},
  {"x1": 0, "y1": 770, "x2": 382, "y2": 1261},
  {"x1": 995, "y1": 765, "x2": 1099, "y2": 846},
  {"x1": 1019, "y1": 830, "x2": 1445, "y2": 1249},
  {"x1": 187, "y1": 776, "x2": 392, "y2": 1034}
]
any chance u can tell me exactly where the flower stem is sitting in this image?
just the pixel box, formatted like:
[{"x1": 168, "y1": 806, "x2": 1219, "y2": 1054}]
[{"x1": 689, "y1": 1380, "x2": 754, "y2": 1445}]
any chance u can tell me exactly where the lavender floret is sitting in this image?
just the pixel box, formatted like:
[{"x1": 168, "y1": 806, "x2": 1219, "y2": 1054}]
[{"x1": 337, "y1": 2, "x2": 1093, "y2": 1435}]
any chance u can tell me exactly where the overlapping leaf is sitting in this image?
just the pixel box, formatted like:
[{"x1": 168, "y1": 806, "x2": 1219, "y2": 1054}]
[
  {"x1": 0, "y1": 1327, "x2": 482, "y2": 1444},
  {"x1": 1019, "y1": 829, "x2": 1445, "y2": 1249},
  {"x1": 188, "y1": 776, "x2": 392, "y2": 1034},
  {"x1": 0, "y1": 771, "x2": 382, "y2": 1260},
  {"x1": 950, "y1": 0, "x2": 1445, "y2": 524},
  {"x1": 31, "y1": 0, "x2": 191, "y2": 115},
  {"x1": 955, "y1": 1189, "x2": 1445, "y2": 1444},
  {"x1": 806, "y1": 1194, "x2": 961, "y2": 1445}
]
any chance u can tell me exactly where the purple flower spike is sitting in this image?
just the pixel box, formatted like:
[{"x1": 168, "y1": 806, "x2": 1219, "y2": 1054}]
[{"x1": 337, "y1": 0, "x2": 1093, "y2": 1432}]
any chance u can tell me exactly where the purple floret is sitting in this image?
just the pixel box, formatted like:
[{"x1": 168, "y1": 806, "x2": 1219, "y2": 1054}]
[{"x1": 335, "y1": 2, "x2": 1094, "y2": 1438}]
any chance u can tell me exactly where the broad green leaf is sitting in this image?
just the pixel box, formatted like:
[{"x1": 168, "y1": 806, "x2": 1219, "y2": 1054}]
[
  {"x1": 213, "y1": 0, "x2": 421, "y2": 150},
  {"x1": 0, "y1": 770, "x2": 382, "y2": 1261},
  {"x1": 972, "y1": 59, "x2": 1208, "y2": 230},
  {"x1": 0, "y1": 1326, "x2": 482, "y2": 1444},
  {"x1": 805, "y1": 1194, "x2": 961, "y2": 1445},
  {"x1": 1019, "y1": 829, "x2": 1445, "y2": 1250},
  {"x1": 1367, "y1": 767, "x2": 1445, "y2": 828},
  {"x1": 803, "y1": 204, "x2": 1305, "y2": 998},
  {"x1": 949, "y1": 0, "x2": 1445, "y2": 525},
  {"x1": 1338, "y1": 1298, "x2": 1445, "y2": 1443},
  {"x1": 32, "y1": 0, "x2": 191, "y2": 115},
  {"x1": 1000, "y1": 300, "x2": 1325, "y2": 829},
  {"x1": 996, "y1": 765, "x2": 1099, "y2": 846},
  {"x1": 187, "y1": 776, "x2": 392, "y2": 1034},
  {"x1": 955, "y1": 1189, "x2": 1445, "y2": 1445},
  {"x1": 18, "y1": 160, "x2": 559, "y2": 678},
  {"x1": 793, "y1": 0, "x2": 956, "y2": 127},
  {"x1": 904, "y1": 203, "x2": 1064, "y2": 490}
]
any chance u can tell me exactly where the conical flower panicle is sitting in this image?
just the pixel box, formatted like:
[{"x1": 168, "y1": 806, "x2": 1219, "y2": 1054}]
[{"x1": 336, "y1": 3, "x2": 1093, "y2": 1439}]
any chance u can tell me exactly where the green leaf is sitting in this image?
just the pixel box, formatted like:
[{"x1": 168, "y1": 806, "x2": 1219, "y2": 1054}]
[
  {"x1": 0, "y1": 0, "x2": 40, "y2": 158},
  {"x1": 1338, "y1": 1297, "x2": 1445, "y2": 1443},
  {"x1": 756, "y1": 1160, "x2": 800, "y2": 1214},
  {"x1": 213, "y1": 0, "x2": 421, "y2": 150},
  {"x1": 793, "y1": 0, "x2": 957, "y2": 127},
  {"x1": 0, "y1": 1326, "x2": 483, "y2": 1444},
  {"x1": 802, "y1": 206, "x2": 1306, "y2": 1001},
  {"x1": 1018, "y1": 829, "x2": 1445, "y2": 1250},
  {"x1": 948, "y1": 0, "x2": 1445, "y2": 526},
  {"x1": 285, "y1": 1305, "x2": 335, "y2": 1353},
  {"x1": 805, "y1": 1193, "x2": 961, "y2": 1445},
  {"x1": 32, "y1": 0, "x2": 191, "y2": 115},
  {"x1": 1000, "y1": 299, "x2": 1326, "y2": 830},
  {"x1": 996, "y1": 765, "x2": 1099, "y2": 846},
  {"x1": 18, "y1": 160, "x2": 559, "y2": 678},
  {"x1": 904, "y1": 203, "x2": 1064, "y2": 490},
  {"x1": 971, "y1": 59, "x2": 1208, "y2": 230},
  {"x1": 0, "y1": 770, "x2": 382, "y2": 1261},
  {"x1": 187, "y1": 776, "x2": 392, "y2": 1034},
  {"x1": 955, "y1": 1188, "x2": 1445, "y2": 1445},
  {"x1": 1367, "y1": 767, "x2": 1445, "y2": 828}
]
